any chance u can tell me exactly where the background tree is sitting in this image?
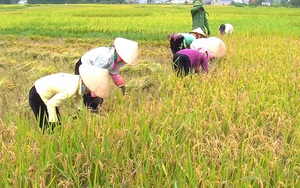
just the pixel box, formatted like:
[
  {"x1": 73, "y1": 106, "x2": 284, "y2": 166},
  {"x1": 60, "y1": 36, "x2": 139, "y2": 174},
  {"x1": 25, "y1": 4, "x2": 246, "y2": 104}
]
[
  {"x1": 0, "y1": 0, "x2": 12, "y2": 3},
  {"x1": 289, "y1": 0, "x2": 300, "y2": 6}
]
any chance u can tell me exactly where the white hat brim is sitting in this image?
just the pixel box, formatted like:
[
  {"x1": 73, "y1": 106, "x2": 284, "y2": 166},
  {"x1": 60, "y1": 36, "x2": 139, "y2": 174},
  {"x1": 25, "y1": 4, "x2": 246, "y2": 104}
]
[
  {"x1": 79, "y1": 64, "x2": 110, "y2": 98},
  {"x1": 190, "y1": 27, "x2": 206, "y2": 37},
  {"x1": 114, "y1": 38, "x2": 138, "y2": 66},
  {"x1": 206, "y1": 37, "x2": 226, "y2": 57},
  {"x1": 190, "y1": 37, "x2": 226, "y2": 58}
]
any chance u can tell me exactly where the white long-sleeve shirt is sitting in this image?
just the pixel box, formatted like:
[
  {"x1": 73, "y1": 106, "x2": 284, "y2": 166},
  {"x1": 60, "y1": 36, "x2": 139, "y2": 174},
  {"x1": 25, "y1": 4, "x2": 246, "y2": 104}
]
[
  {"x1": 221, "y1": 24, "x2": 233, "y2": 35},
  {"x1": 34, "y1": 73, "x2": 83, "y2": 122},
  {"x1": 81, "y1": 46, "x2": 126, "y2": 75}
]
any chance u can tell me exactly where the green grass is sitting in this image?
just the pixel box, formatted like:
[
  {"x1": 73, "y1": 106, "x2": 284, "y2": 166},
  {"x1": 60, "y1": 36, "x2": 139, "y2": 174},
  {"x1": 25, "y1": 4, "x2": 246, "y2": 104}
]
[
  {"x1": 0, "y1": 4, "x2": 300, "y2": 187},
  {"x1": 0, "y1": 4, "x2": 299, "y2": 40}
]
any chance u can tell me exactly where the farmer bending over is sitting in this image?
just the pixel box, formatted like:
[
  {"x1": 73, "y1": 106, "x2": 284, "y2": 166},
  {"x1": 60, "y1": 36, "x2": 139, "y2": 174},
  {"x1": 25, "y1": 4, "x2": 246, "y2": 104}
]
[
  {"x1": 29, "y1": 64, "x2": 109, "y2": 132},
  {"x1": 74, "y1": 37, "x2": 138, "y2": 112},
  {"x1": 172, "y1": 48, "x2": 213, "y2": 77}
]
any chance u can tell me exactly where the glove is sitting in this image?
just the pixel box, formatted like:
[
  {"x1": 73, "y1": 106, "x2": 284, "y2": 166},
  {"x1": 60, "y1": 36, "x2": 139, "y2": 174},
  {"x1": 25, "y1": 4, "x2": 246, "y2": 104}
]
[{"x1": 119, "y1": 85, "x2": 126, "y2": 96}]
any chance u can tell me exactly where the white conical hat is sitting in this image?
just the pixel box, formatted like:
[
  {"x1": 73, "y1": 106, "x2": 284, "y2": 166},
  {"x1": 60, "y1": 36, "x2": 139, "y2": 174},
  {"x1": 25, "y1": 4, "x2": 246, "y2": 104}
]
[
  {"x1": 190, "y1": 27, "x2": 206, "y2": 37},
  {"x1": 190, "y1": 38, "x2": 208, "y2": 50},
  {"x1": 79, "y1": 64, "x2": 110, "y2": 99},
  {"x1": 190, "y1": 37, "x2": 226, "y2": 58},
  {"x1": 114, "y1": 37, "x2": 138, "y2": 66},
  {"x1": 206, "y1": 37, "x2": 226, "y2": 58}
]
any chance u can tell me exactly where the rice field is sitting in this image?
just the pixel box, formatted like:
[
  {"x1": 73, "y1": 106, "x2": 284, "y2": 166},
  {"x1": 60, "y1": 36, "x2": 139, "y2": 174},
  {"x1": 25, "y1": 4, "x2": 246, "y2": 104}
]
[{"x1": 0, "y1": 4, "x2": 300, "y2": 187}]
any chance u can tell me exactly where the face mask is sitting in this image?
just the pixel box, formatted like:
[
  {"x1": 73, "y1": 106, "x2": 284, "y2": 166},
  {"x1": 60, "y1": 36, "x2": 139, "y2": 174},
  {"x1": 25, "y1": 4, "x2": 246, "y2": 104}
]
[
  {"x1": 114, "y1": 53, "x2": 117, "y2": 62},
  {"x1": 81, "y1": 84, "x2": 86, "y2": 93}
]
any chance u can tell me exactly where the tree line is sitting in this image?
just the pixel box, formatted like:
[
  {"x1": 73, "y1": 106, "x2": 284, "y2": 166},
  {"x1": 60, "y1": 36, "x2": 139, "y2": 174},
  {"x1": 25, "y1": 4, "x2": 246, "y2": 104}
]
[{"x1": 0, "y1": 0, "x2": 126, "y2": 3}]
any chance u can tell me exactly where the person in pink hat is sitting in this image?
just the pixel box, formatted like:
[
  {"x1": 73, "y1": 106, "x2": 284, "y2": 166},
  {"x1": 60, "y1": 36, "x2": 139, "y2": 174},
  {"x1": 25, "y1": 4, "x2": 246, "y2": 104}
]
[
  {"x1": 74, "y1": 37, "x2": 138, "y2": 112},
  {"x1": 29, "y1": 64, "x2": 110, "y2": 132}
]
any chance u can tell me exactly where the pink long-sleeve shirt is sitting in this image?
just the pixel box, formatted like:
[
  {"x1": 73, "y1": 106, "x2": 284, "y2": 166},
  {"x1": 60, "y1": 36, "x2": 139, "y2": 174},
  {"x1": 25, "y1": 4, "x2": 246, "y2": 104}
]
[{"x1": 176, "y1": 49, "x2": 208, "y2": 73}]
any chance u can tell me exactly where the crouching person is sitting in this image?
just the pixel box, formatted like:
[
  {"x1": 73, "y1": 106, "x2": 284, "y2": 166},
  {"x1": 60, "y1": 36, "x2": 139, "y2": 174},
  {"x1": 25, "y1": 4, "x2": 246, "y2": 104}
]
[
  {"x1": 28, "y1": 64, "x2": 110, "y2": 132},
  {"x1": 172, "y1": 48, "x2": 213, "y2": 77},
  {"x1": 167, "y1": 33, "x2": 196, "y2": 55},
  {"x1": 218, "y1": 23, "x2": 233, "y2": 35},
  {"x1": 74, "y1": 37, "x2": 138, "y2": 112}
]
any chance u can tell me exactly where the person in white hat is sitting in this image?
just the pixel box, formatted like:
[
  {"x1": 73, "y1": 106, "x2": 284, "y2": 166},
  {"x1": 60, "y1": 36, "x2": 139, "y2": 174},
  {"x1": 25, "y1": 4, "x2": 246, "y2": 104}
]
[
  {"x1": 190, "y1": 27, "x2": 206, "y2": 38},
  {"x1": 190, "y1": 36, "x2": 226, "y2": 58},
  {"x1": 74, "y1": 37, "x2": 138, "y2": 112},
  {"x1": 218, "y1": 23, "x2": 233, "y2": 35},
  {"x1": 29, "y1": 64, "x2": 110, "y2": 132},
  {"x1": 167, "y1": 28, "x2": 205, "y2": 56}
]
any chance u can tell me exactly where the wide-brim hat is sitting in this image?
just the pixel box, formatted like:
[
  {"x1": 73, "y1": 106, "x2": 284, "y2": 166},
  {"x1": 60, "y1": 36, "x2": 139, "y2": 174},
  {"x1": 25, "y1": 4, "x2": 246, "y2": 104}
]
[
  {"x1": 114, "y1": 37, "x2": 138, "y2": 66},
  {"x1": 190, "y1": 38, "x2": 208, "y2": 51},
  {"x1": 206, "y1": 37, "x2": 226, "y2": 57},
  {"x1": 190, "y1": 27, "x2": 206, "y2": 37},
  {"x1": 79, "y1": 64, "x2": 110, "y2": 99},
  {"x1": 190, "y1": 37, "x2": 226, "y2": 58}
]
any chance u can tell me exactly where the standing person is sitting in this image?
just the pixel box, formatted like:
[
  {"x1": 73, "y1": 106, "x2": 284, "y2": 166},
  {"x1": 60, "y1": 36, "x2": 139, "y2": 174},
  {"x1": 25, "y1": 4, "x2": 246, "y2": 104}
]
[
  {"x1": 191, "y1": 0, "x2": 211, "y2": 36},
  {"x1": 172, "y1": 48, "x2": 212, "y2": 77},
  {"x1": 74, "y1": 37, "x2": 138, "y2": 112},
  {"x1": 167, "y1": 27, "x2": 205, "y2": 55},
  {"x1": 218, "y1": 23, "x2": 234, "y2": 35},
  {"x1": 29, "y1": 64, "x2": 110, "y2": 132}
]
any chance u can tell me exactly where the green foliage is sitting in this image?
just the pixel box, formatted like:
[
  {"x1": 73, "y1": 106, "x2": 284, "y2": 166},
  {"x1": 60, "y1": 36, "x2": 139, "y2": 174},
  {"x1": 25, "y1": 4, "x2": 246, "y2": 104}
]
[
  {"x1": 234, "y1": 2, "x2": 246, "y2": 7},
  {"x1": 0, "y1": 5, "x2": 299, "y2": 40},
  {"x1": 0, "y1": 0, "x2": 11, "y2": 4},
  {"x1": 289, "y1": 0, "x2": 300, "y2": 7}
]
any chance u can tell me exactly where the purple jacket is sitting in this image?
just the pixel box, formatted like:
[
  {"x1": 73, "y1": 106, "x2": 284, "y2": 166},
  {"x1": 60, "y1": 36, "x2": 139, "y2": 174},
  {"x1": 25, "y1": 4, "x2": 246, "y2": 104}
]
[{"x1": 177, "y1": 49, "x2": 208, "y2": 73}]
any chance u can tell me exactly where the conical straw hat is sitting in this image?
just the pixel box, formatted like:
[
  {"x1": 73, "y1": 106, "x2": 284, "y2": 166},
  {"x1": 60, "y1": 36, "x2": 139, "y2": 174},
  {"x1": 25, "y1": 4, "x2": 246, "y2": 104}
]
[
  {"x1": 190, "y1": 27, "x2": 206, "y2": 37},
  {"x1": 206, "y1": 37, "x2": 226, "y2": 58},
  {"x1": 190, "y1": 37, "x2": 226, "y2": 58},
  {"x1": 114, "y1": 37, "x2": 138, "y2": 66},
  {"x1": 190, "y1": 38, "x2": 208, "y2": 50},
  {"x1": 79, "y1": 64, "x2": 110, "y2": 99}
]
